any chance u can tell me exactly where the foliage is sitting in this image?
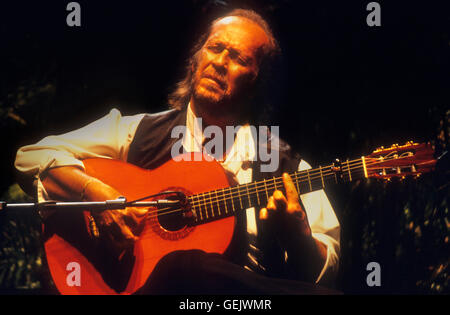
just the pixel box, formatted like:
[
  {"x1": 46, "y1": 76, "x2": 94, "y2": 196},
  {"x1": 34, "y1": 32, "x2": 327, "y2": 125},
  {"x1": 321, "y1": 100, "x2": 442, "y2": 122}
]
[
  {"x1": 0, "y1": 184, "x2": 45, "y2": 292},
  {"x1": 334, "y1": 172, "x2": 449, "y2": 294}
]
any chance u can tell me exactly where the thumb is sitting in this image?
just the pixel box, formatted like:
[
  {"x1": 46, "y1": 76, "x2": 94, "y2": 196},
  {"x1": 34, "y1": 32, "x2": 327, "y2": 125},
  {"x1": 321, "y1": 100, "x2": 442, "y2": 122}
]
[
  {"x1": 130, "y1": 207, "x2": 149, "y2": 217},
  {"x1": 120, "y1": 224, "x2": 139, "y2": 242}
]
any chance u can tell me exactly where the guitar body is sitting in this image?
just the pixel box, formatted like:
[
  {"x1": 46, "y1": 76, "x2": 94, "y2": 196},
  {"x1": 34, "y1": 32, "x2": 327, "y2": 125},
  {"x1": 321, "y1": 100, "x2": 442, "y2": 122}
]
[{"x1": 43, "y1": 154, "x2": 235, "y2": 294}]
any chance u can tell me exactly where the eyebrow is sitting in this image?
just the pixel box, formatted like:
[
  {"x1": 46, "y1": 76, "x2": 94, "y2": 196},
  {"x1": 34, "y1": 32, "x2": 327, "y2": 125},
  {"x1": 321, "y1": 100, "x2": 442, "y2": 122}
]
[{"x1": 207, "y1": 39, "x2": 252, "y2": 62}]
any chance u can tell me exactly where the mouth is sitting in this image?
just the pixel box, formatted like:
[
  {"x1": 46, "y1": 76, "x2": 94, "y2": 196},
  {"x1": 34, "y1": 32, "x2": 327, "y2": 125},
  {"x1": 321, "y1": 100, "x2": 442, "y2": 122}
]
[{"x1": 202, "y1": 74, "x2": 226, "y2": 91}]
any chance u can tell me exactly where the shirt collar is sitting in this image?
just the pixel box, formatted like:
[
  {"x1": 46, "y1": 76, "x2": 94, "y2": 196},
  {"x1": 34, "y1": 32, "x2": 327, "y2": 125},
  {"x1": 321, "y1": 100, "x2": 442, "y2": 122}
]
[{"x1": 185, "y1": 103, "x2": 257, "y2": 164}]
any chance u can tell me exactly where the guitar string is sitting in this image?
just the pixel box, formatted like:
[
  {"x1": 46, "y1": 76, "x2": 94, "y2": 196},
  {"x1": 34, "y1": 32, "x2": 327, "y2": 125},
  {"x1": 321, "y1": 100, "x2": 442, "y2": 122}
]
[
  {"x1": 188, "y1": 157, "x2": 381, "y2": 207},
  {"x1": 142, "y1": 165, "x2": 361, "y2": 222},
  {"x1": 139, "y1": 155, "x2": 408, "y2": 219},
  {"x1": 189, "y1": 157, "x2": 364, "y2": 202},
  {"x1": 188, "y1": 165, "x2": 364, "y2": 210},
  {"x1": 137, "y1": 166, "x2": 365, "y2": 221},
  {"x1": 189, "y1": 151, "x2": 415, "y2": 207},
  {"x1": 138, "y1": 155, "x2": 411, "y2": 221},
  {"x1": 134, "y1": 155, "x2": 388, "y2": 216},
  {"x1": 133, "y1": 158, "x2": 365, "y2": 215},
  {"x1": 153, "y1": 159, "x2": 365, "y2": 215}
]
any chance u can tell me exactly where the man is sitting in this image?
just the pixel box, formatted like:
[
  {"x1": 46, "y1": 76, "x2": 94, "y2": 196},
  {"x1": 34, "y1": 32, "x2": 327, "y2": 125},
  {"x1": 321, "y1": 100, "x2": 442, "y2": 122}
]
[{"x1": 15, "y1": 9, "x2": 340, "y2": 294}]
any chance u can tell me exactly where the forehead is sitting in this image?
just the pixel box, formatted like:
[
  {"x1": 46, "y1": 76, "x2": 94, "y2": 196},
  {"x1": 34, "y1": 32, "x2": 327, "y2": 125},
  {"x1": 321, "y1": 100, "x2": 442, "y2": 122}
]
[{"x1": 207, "y1": 16, "x2": 269, "y2": 54}]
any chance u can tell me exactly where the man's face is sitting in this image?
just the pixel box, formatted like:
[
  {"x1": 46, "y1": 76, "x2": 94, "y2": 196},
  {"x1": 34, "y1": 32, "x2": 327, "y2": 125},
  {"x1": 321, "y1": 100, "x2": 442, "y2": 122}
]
[{"x1": 192, "y1": 16, "x2": 270, "y2": 107}]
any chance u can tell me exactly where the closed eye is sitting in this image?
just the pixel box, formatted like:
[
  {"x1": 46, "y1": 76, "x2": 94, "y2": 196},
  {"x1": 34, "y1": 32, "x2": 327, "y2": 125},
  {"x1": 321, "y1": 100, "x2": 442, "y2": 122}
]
[
  {"x1": 207, "y1": 43, "x2": 250, "y2": 66},
  {"x1": 228, "y1": 49, "x2": 249, "y2": 66},
  {"x1": 207, "y1": 43, "x2": 224, "y2": 53}
]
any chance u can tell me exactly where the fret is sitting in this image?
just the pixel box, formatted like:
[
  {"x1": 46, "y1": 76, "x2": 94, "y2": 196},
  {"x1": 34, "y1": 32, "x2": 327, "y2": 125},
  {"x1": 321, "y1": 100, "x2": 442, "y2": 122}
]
[
  {"x1": 294, "y1": 171, "x2": 300, "y2": 193},
  {"x1": 273, "y1": 177, "x2": 278, "y2": 191},
  {"x1": 203, "y1": 193, "x2": 209, "y2": 219},
  {"x1": 223, "y1": 189, "x2": 229, "y2": 214},
  {"x1": 346, "y1": 159, "x2": 352, "y2": 181},
  {"x1": 210, "y1": 192, "x2": 216, "y2": 218},
  {"x1": 306, "y1": 169, "x2": 312, "y2": 192},
  {"x1": 229, "y1": 187, "x2": 236, "y2": 212},
  {"x1": 237, "y1": 186, "x2": 243, "y2": 209},
  {"x1": 245, "y1": 184, "x2": 252, "y2": 208},
  {"x1": 319, "y1": 166, "x2": 324, "y2": 188},
  {"x1": 263, "y1": 178, "x2": 269, "y2": 201},
  {"x1": 254, "y1": 182, "x2": 260, "y2": 205},
  {"x1": 196, "y1": 194, "x2": 204, "y2": 222},
  {"x1": 215, "y1": 190, "x2": 221, "y2": 216},
  {"x1": 361, "y1": 156, "x2": 368, "y2": 178},
  {"x1": 208, "y1": 191, "x2": 215, "y2": 218}
]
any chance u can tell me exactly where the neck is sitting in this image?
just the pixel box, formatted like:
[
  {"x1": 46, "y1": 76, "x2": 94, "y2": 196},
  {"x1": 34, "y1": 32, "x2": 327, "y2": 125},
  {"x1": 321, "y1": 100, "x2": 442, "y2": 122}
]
[
  {"x1": 188, "y1": 157, "x2": 368, "y2": 225},
  {"x1": 189, "y1": 97, "x2": 246, "y2": 130}
]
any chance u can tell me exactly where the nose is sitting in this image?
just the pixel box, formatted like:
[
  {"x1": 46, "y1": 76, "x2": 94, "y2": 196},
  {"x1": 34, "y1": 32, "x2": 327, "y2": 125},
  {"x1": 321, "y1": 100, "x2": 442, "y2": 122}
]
[{"x1": 212, "y1": 50, "x2": 229, "y2": 73}]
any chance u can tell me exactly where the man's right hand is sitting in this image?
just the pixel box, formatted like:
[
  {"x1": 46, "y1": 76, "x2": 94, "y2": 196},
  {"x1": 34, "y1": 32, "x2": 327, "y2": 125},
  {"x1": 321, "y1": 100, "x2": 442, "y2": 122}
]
[
  {"x1": 42, "y1": 166, "x2": 147, "y2": 252},
  {"x1": 91, "y1": 207, "x2": 148, "y2": 250}
]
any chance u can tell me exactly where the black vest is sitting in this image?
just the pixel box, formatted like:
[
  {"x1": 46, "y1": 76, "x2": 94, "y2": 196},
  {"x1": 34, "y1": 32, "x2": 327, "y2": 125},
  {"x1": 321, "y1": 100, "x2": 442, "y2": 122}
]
[{"x1": 127, "y1": 107, "x2": 302, "y2": 277}]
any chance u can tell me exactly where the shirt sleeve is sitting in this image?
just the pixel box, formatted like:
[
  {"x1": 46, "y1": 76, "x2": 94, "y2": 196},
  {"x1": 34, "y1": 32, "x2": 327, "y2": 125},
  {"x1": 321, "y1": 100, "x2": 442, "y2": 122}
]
[
  {"x1": 298, "y1": 160, "x2": 341, "y2": 285},
  {"x1": 14, "y1": 108, "x2": 145, "y2": 200}
]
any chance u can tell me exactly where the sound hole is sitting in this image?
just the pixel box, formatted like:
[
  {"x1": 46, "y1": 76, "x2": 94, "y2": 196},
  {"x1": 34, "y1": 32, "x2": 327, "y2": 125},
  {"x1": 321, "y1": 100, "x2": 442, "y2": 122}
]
[
  {"x1": 152, "y1": 187, "x2": 194, "y2": 235},
  {"x1": 156, "y1": 206, "x2": 188, "y2": 232}
]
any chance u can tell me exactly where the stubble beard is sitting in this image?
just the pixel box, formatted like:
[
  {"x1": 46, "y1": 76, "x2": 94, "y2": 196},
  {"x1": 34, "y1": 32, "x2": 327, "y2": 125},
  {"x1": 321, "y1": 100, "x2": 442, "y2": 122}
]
[
  {"x1": 191, "y1": 77, "x2": 231, "y2": 117},
  {"x1": 190, "y1": 72, "x2": 252, "y2": 126}
]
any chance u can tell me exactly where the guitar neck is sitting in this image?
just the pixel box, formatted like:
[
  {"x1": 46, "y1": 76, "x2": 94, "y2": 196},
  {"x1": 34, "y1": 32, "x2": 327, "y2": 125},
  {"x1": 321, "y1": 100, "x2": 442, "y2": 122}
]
[{"x1": 188, "y1": 157, "x2": 367, "y2": 225}]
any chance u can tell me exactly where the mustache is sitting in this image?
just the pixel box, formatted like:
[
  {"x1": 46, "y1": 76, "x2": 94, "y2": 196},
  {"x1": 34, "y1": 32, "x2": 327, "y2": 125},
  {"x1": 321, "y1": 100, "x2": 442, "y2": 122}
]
[{"x1": 201, "y1": 72, "x2": 227, "y2": 90}]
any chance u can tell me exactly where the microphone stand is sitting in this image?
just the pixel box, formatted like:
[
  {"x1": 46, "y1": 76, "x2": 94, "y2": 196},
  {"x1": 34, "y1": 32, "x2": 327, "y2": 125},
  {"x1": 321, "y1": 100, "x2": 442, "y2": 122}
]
[
  {"x1": 0, "y1": 197, "x2": 181, "y2": 212},
  {"x1": 0, "y1": 195, "x2": 184, "y2": 239}
]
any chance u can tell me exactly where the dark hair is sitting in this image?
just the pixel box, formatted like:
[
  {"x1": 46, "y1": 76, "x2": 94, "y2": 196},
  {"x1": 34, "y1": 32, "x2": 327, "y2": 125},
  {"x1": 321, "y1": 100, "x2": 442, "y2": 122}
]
[{"x1": 167, "y1": 9, "x2": 281, "y2": 124}]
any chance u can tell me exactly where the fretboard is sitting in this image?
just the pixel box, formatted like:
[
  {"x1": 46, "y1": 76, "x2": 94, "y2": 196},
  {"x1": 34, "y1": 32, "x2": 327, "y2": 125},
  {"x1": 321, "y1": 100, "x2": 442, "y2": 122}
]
[{"x1": 188, "y1": 158, "x2": 367, "y2": 225}]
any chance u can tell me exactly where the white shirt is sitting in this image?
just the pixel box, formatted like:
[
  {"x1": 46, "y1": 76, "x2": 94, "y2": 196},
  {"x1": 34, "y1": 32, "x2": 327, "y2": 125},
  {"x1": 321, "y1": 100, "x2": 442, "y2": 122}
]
[{"x1": 15, "y1": 105, "x2": 340, "y2": 284}]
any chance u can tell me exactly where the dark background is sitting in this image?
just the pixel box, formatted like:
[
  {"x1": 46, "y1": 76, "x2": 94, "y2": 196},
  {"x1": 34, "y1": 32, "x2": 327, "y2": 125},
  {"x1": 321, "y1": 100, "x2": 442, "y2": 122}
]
[{"x1": 0, "y1": 0, "x2": 448, "y2": 294}]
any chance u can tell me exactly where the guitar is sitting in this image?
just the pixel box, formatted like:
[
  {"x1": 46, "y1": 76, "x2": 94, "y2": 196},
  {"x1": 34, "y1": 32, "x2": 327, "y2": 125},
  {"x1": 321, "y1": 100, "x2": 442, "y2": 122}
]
[{"x1": 42, "y1": 141, "x2": 436, "y2": 294}]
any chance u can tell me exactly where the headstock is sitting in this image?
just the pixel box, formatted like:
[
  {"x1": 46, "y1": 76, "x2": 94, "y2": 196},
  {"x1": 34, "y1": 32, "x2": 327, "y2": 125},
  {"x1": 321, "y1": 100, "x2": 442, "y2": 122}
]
[{"x1": 364, "y1": 141, "x2": 436, "y2": 180}]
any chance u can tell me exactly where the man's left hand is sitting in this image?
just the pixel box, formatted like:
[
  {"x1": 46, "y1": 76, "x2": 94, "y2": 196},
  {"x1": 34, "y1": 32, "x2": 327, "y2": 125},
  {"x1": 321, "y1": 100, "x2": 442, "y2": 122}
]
[{"x1": 259, "y1": 173, "x2": 312, "y2": 240}]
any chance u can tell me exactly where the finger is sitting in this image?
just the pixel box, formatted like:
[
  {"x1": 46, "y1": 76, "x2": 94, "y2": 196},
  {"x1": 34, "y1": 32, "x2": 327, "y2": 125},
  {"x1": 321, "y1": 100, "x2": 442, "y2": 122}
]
[
  {"x1": 267, "y1": 196, "x2": 276, "y2": 211},
  {"x1": 282, "y1": 173, "x2": 301, "y2": 209},
  {"x1": 119, "y1": 224, "x2": 138, "y2": 242},
  {"x1": 125, "y1": 208, "x2": 148, "y2": 225},
  {"x1": 130, "y1": 207, "x2": 148, "y2": 217},
  {"x1": 95, "y1": 210, "x2": 113, "y2": 227},
  {"x1": 106, "y1": 211, "x2": 138, "y2": 242},
  {"x1": 259, "y1": 208, "x2": 269, "y2": 220},
  {"x1": 102, "y1": 219, "x2": 125, "y2": 243},
  {"x1": 273, "y1": 190, "x2": 288, "y2": 211}
]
